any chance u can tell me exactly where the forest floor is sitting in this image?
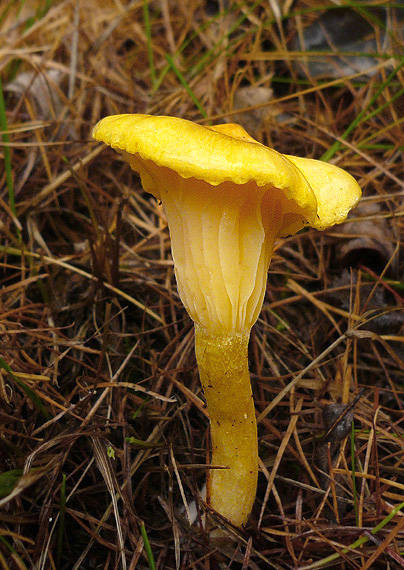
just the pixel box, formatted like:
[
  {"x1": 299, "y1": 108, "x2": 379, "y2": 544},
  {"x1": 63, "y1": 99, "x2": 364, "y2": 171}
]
[{"x1": 1, "y1": 1, "x2": 404, "y2": 569}]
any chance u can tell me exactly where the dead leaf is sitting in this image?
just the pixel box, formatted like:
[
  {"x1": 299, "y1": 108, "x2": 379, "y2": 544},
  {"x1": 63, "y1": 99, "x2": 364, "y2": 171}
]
[{"x1": 336, "y1": 201, "x2": 396, "y2": 274}]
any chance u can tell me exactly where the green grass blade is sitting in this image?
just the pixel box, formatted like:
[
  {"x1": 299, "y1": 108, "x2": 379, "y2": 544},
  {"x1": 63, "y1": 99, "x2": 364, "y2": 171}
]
[
  {"x1": 302, "y1": 500, "x2": 404, "y2": 569},
  {"x1": 0, "y1": 75, "x2": 16, "y2": 216},
  {"x1": 0, "y1": 469, "x2": 23, "y2": 498},
  {"x1": 154, "y1": 1, "x2": 260, "y2": 93},
  {"x1": 25, "y1": 0, "x2": 53, "y2": 29},
  {"x1": 0, "y1": 357, "x2": 51, "y2": 421},
  {"x1": 5, "y1": 0, "x2": 54, "y2": 81},
  {"x1": 321, "y1": 55, "x2": 404, "y2": 162},
  {"x1": 0, "y1": 536, "x2": 29, "y2": 570},
  {"x1": 143, "y1": 0, "x2": 157, "y2": 91},
  {"x1": 189, "y1": 0, "x2": 263, "y2": 79},
  {"x1": 0, "y1": 0, "x2": 19, "y2": 27},
  {"x1": 165, "y1": 54, "x2": 207, "y2": 118},
  {"x1": 140, "y1": 521, "x2": 156, "y2": 570}
]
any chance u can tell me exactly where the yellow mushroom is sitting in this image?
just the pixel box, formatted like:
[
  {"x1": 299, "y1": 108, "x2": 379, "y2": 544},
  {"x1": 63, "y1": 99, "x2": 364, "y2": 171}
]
[{"x1": 93, "y1": 114, "x2": 361, "y2": 528}]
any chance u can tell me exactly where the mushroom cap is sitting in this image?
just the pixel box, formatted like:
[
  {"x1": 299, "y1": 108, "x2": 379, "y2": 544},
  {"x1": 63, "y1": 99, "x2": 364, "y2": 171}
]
[{"x1": 92, "y1": 114, "x2": 361, "y2": 234}]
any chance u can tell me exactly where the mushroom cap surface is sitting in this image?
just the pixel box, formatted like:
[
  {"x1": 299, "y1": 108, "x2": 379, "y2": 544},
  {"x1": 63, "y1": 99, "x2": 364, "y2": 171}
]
[{"x1": 92, "y1": 113, "x2": 361, "y2": 234}]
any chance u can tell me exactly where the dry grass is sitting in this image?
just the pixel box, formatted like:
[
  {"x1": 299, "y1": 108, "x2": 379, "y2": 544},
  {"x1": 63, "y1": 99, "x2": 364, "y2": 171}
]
[{"x1": 1, "y1": 1, "x2": 404, "y2": 568}]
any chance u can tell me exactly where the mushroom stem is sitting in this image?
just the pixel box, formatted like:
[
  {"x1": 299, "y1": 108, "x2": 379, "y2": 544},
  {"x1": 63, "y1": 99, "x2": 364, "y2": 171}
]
[{"x1": 195, "y1": 325, "x2": 257, "y2": 527}]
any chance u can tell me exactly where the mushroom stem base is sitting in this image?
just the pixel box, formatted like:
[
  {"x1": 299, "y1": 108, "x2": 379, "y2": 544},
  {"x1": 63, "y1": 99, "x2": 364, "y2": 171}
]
[{"x1": 195, "y1": 326, "x2": 257, "y2": 528}]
